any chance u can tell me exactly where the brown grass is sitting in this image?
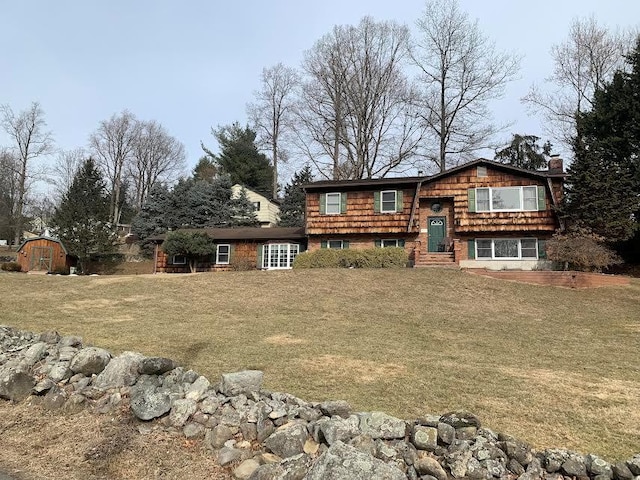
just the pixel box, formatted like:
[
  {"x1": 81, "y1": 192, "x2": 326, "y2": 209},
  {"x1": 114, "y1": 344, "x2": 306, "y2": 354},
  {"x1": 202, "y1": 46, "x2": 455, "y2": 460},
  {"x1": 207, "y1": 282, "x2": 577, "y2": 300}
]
[{"x1": 1, "y1": 268, "x2": 639, "y2": 460}]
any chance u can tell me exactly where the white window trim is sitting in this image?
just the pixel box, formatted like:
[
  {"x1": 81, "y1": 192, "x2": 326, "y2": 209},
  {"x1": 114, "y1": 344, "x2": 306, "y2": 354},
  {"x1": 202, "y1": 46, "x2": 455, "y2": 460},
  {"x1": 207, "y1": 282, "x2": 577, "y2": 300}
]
[
  {"x1": 475, "y1": 238, "x2": 539, "y2": 260},
  {"x1": 327, "y1": 240, "x2": 344, "y2": 249},
  {"x1": 380, "y1": 190, "x2": 397, "y2": 213},
  {"x1": 216, "y1": 244, "x2": 231, "y2": 265},
  {"x1": 262, "y1": 243, "x2": 300, "y2": 270},
  {"x1": 476, "y1": 186, "x2": 538, "y2": 212},
  {"x1": 381, "y1": 239, "x2": 399, "y2": 248},
  {"x1": 325, "y1": 192, "x2": 342, "y2": 215},
  {"x1": 172, "y1": 254, "x2": 186, "y2": 265}
]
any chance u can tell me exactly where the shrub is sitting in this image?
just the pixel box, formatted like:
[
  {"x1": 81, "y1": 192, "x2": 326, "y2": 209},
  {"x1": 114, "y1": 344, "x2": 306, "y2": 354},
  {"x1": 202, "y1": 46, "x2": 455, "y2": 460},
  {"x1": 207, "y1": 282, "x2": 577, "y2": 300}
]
[
  {"x1": 546, "y1": 229, "x2": 622, "y2": 272},
  {"x1": 1, "y1": 262, "x2": 22, "y2": 272},
  {"x1": 229, "y1": 257, "x2": 255, "y2": 271},
  {"x1": 50, "y1": 266, "x2": 70, "y2": 275},
  {"x1": 293, "y1": 247, "x2": 408, "y2": 269}
]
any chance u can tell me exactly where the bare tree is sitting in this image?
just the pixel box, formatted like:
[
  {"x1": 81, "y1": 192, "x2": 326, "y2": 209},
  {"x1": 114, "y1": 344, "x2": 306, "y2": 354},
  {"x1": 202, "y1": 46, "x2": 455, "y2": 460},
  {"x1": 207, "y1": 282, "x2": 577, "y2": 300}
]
[
  {"x1": 89, "y1": 110, "x2": 140, "y2": 225},
  {"x1": 0, "y1": 149, "x2": 20, "y2": 242},
  {"x1": 51, "y1": 147, "x2": 86, "y2": 201},
  {"x1": 295, "y1": 17, "x2": 426, "y2": 180},
  {"x1": 410, "y1": 0, "x2": 521, "y2": 172},
  {"x1": 522, "y1": 16, "x2": 636, "y2": 149},
  {"x1": 247, "y1": 63, "x2": 300, "y2": 198},
  {"x1": 128, "y1": 120, "x2": 186, "y2": 211},
  {"x1": 0, "y1": 102, "x2": 54, "y2": 244}
]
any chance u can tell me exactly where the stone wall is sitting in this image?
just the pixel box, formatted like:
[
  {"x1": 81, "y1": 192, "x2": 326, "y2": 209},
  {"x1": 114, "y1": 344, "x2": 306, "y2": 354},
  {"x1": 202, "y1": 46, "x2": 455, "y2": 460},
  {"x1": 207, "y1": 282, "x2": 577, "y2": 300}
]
[
  {"x1": 1, "y1": 325, "x2": 639, "y2": 480},
  {"x1": 467, "y1": 270, "x2": 631, "y2": 288}
]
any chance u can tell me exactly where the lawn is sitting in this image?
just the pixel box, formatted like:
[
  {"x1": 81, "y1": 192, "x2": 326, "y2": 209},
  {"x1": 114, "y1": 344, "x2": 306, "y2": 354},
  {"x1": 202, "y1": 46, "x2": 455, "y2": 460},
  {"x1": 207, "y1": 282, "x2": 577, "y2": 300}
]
[{"x1": 1, "y1": 268, "x2": 638, "y2": 460}]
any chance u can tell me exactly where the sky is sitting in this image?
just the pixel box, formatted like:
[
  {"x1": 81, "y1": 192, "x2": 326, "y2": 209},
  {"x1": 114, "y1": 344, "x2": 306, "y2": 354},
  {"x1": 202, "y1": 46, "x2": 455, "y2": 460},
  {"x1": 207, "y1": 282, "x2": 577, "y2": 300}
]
[{"x1": 1, "y1": 0, "x2": 639, "y2": 190}]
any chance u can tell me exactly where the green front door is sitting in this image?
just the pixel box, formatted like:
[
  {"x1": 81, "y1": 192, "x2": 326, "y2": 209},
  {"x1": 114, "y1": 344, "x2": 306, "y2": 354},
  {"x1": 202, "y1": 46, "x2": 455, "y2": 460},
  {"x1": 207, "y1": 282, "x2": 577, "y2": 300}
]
[{"x1": 427, "y1": 217, "x2": 446, "y2": 252}]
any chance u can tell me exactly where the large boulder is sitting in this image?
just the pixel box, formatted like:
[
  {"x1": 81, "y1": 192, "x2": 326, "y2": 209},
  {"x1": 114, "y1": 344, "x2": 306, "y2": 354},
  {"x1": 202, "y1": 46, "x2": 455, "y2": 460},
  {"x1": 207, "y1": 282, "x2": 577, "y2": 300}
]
[
  {"x1": 93, "y1": 351, "x2": 144, "y2": 389},
  {"x1": 304, "y1": 441, "x2": 406, "y2": 480},
  {"x1": 264, "y1": 424, "x2": 309, "y2": 459},
  {"x1": 70, "y1": 347, "x2": 111, "y2": 375},
  {"x1": 138, "y1": 357, "x2": 177, "y2": 375},
  {"x1": 129, "y1": 377, "x2": 172, "y2": 421},
  {"x1": 220, "y1": 370, "x2": 264, "y2": 396},
  {"x1": 319, "y1": 400, "x2": 352, "y2": 418},
  {"x1": 357, "y1": 412, "x2": 407, "y2": 440},
  {"x1": 22, "y1": 342, "x2": 48, "y2": 367}
]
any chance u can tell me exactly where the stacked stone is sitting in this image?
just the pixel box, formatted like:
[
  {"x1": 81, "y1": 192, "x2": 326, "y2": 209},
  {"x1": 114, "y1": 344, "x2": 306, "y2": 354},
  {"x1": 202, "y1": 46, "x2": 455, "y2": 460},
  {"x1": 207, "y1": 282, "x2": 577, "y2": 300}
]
[{"x1": 2, "y1": 325, "x2": 640, "y2": 480}]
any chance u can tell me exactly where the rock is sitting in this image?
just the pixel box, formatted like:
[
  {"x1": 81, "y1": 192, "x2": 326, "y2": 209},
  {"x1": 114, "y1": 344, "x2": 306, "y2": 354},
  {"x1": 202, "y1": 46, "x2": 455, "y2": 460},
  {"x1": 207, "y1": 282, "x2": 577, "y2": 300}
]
[
  {"x1": 440, "y1": 411, "x2": 481, "y2": 429},
  {"x1": 60, "y1": 335, "x2": 82, "y2": 347},
  {"x1": 304, "y1": 441, "x2": 406, "y2": 480},
  {"x1": 240, "y1": 422, "x2": 258, "y2": 442},
  {"x1": 447, "y1": 449, "x2": 472, "y2": 478},
  {"x1": 34, "y1": 378, "x2": 55, "y2": 394},
  {"x1": 129, "y1": 379, "x2": 172, "y2": 421},
  {"x1": 183, "y1": 422, "x2": 205, "y2": 439},
  {"x1": 0, "y1": 369, "x2": 34, "y2": 401},
  {"x1": 23, "y1": 342, "x2": 48, "y2": 366},
  {"x1": 39, "y1": 331, "x2": 60, "y2": 344},
  {"x1": 200, "y1": 396, "x2": 220, "y2": 415},
  {"x1": 626, "y1": 456, "x2": 640, "y2": 476},
  {"x1": 317, "y1": 416, "x2": 360, "y2": 445},
  {"x1": 416, "y1": 414, "x2": 441, "y2": 427},
  {"x1": 612, "y1": 461, "x2": 634, "y2": 480},
  {"x1": 562, "y1": 456, "x2": 587, "y2": 477},
  {"x1": 358, "y1": 412, "x2": 406, "y2": 440},
  {"x1": 48, "y1": 363, "x2": 71, "y2": 382},
  {"x1": 587, "y1": 454, "x2": 613, "y2": 477},
  {"x1": 217, "y1": 446, "x2": 243, "y2": 466},
  {"x1": 69, "y1": 347, "x2": 111, "y2": 375},
  {"x1": 319, "y1": 399, "x2": 352, "y2": 418},
  {"x1": 207, "y1": 425, "x2": 236, "y2": 449},
  {"x1": 437, "y1": 422, "x2": 455, "y2": 445},
  {"x1": 456, "y1": 426, "x2": 477, "y2": 440},
  {"x1": 138, "y1": 357, "x2": 177, "y2": 375},
  {"x1": 93, "y1": 351, "x2": 144, "y2": 389},
  {"x1": 415, "y1": 455, "x2": 448, "y2": 480},
  {"x1": 234, "y1": 458, "x2": 260, "y2": 480},
  {"x1": 303, "y1": 438, "x2": 319, "y2": 455},
  {"x1": 257, "y1": 418, "x2": 276, "y2": 443},
  {"x1": 348, "y1": 434, "x2": 378, "y2": 457},
  {"x1": 220, "y1": 370, "x2": 263, "y2": 396},
  {"x1": 169, "y1": 398, "x2": 197, "y2": 427},
  {"x1": 412, "y1": 425, "x2": 437, "y2": 451},
  {"x1": 264, "y1": 423, "x2": 308, "y2": 458},
  {"x1": 185, "y1": 375, "x2": 210, "y2": 401},
  {"x1": 43, "y1": 385, "x2": 66, "y2": 410}
]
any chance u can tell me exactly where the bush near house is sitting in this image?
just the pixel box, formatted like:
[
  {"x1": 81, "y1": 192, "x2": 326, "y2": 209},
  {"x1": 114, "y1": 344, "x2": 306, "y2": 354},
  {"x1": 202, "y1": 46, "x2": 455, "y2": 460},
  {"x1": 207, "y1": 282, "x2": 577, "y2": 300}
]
[
  {"x1": 293, "y1": 247, "x2": 408, "y2": 269},
  {"x1": 1, "y1": 262, "x2": 22, "y2": 272},
  {"x1": 546, "y1": 229, "x2": 622, "y2": 272}
]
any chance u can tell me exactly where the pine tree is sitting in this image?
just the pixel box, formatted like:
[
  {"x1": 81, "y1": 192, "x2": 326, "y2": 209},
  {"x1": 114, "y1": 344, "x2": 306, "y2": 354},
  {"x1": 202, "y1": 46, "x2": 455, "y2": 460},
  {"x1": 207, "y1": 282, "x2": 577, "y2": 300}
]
[
  {"x1": 564, "y1": 40, "x2": 640, "y2": 242},
  {"x1": 162, "y1": 231, "x2": 217, "y2": 273},
  {"x1": 51, "y1": 158, "x2": 116, "y2": 272},
  {"x1": 278, "y1": 166, "x2": 313, "y2": 227},
  {"x1": 131, "y1": 183, "x2": 172, "y2": 241},
  {"x1": 494, "y1": 134, "x2": 552, "y2": 170},
  {"x1": 230, "y1": 187, "x2": 259, "y2": 227}
]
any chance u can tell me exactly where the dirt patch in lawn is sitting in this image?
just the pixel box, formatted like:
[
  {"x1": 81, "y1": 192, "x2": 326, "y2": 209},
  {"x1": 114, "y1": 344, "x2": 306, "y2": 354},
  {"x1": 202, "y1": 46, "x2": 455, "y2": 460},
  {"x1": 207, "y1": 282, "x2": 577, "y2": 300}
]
[
  {"x1": 263, "y1": 334, "x2": 309, "y2": 345},
  {"x1": 299, "y1": 354, "x2": 407, "y2": 384},
  {"x1": 0, "y1": 400, "x2": 230, "y2": 480}
]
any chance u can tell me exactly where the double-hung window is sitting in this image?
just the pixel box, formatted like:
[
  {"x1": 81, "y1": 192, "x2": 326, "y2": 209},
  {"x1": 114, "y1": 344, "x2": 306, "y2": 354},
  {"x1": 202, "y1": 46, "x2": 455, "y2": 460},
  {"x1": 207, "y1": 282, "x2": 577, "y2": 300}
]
[
  {"x1": 475, "y1": 238, "x2": 539, "y2": 259},
  {"x1": 216, "y1": 244, "x2": 230, "y2": 264},
  {"x1": 381, "y1": 190, "x2": 397, "y2": 213},
  {"x1": 172, "y1": 255, "x2": 186, "y2": 265},
  {"x1": 325, "y1": 192, "x2": 342, "y2": 214},
  {"x1": 473, "y1": 186, "x2": 541, "y2": 212},
  {"x1": 328, "y1": 240, "x2": 344, "y2": 249}
]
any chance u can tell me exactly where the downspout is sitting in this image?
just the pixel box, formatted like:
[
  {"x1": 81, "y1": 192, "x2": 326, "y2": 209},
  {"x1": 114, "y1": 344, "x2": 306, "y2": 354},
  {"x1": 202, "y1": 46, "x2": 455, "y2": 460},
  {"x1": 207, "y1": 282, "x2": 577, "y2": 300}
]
[
  {"x1": 153, "y1": 243, "x2": 158, "y2": 274},
  {"x1": 546, "y1": 178, "x2": 566, "y2": 231},
  {"x1": 407, "y1": 180, "x2": 423, "y2": 233}
]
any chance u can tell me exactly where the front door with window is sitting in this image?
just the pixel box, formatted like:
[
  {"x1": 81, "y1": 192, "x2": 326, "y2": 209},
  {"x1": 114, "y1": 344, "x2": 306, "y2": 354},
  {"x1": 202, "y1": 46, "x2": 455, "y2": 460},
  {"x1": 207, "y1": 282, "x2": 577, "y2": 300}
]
[
  {"x1": 30, "y1": 246, "x2": 53, "y2": 272},
  {"x1": 427, "y1": 217, "x2": 446, "y2": 252}
]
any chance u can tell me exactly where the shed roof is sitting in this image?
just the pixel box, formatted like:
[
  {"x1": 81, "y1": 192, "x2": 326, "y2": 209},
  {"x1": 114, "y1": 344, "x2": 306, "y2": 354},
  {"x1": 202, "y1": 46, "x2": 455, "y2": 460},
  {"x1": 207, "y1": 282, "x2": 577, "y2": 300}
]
[{"x1": 17, "y1": 236, "x2": 72, "y2": 256}]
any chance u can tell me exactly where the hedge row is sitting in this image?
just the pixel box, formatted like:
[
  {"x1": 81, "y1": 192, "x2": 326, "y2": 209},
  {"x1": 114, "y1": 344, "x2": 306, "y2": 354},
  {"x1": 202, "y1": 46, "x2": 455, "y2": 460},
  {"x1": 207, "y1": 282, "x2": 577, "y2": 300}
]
[
  {"x1": 293, "y1": 247, "x2": 409, "y2": 269},
  {"x1": 1, "y1": 262, "x2": 22, "y2": 272}
]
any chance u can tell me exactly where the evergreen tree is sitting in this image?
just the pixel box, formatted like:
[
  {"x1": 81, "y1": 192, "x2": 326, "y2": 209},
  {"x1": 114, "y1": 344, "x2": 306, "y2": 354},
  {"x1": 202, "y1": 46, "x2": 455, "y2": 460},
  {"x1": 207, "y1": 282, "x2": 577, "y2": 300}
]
[
  {"x1": 162, "y1": 231, "x2": 217, "y2": 273},
  {"x1": 131, "y1": 183, "x2": 172, "y2": 241},
  {"x1": 51, "y1": 158, "x2": 116, "y2": 272},
  {"x1": 494, "y1": 134, "x2": 552, "y2": 170},
  {"x1": 192, "y1": 156, "x2": 218, "y2": 182},
  {"x1": 278, "y1": 165, "x2": 313, "y2": 227},
  {"x1": 202, "y1": 122, "x2": 274, "y2": 197},
  {"x1": 564, "y1": 39, "x2": 640, "y2": 242},
  {"x1": 230, "y1": 187, "x2": 259, "y2": 227}
]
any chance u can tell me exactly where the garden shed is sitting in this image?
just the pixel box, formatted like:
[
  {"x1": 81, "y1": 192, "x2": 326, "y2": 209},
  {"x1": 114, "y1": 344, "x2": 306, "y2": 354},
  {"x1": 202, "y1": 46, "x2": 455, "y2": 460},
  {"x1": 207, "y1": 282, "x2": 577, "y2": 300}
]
[{"x1": 16, "y1": 236, "x2": 76, "y2": 273}]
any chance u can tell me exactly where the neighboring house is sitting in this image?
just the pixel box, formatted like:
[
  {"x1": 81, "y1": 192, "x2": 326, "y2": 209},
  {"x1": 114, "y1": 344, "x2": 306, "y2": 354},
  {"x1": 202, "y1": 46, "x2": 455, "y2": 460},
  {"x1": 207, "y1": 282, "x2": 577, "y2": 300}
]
[
  {"x1": 231, "y1": 184, "x2": 280, "y2": 227},
  {"x1": 16, "y1": 236, "x2": 77, "y2": 273},
  {"x1": 303, "y1": 158, "x2": 565, "y2": 270},
  {"x1": 152, "y1": 227, "x2": 306, "y2": 273}
]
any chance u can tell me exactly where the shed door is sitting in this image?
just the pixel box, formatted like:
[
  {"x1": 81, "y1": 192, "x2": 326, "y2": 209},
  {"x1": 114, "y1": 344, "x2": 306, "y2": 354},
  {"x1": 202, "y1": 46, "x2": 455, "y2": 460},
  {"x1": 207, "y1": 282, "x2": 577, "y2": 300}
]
[
  {"x1": 30, "y1": 246, "x2": 53, "y2": 272},
  {"x1": 427, "y1": 217, "x2": 446, "y2": 252}
]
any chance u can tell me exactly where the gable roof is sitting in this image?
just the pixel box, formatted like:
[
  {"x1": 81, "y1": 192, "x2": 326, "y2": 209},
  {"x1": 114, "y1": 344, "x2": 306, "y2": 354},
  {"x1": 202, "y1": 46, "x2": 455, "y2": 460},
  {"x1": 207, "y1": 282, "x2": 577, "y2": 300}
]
[
  {"x1": 148, "y1": 227, "x2": 306, "y2": 243},
  {"x1": 303, "y1": 158, "x2": 565, "y2": 191},
  {"x1": 17, "y1": 236, "x2": 71, "y2": 255},
  {"x1": 232, "y1": 184, "x2": 281, "y2": 206}
]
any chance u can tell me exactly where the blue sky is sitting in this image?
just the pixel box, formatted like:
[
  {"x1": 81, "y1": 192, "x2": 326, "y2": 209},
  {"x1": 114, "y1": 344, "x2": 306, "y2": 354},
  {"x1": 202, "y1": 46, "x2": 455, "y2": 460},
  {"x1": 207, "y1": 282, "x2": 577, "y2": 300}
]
[{"x1": 1, "y1": 1, "x2": 638, "y2": 185}]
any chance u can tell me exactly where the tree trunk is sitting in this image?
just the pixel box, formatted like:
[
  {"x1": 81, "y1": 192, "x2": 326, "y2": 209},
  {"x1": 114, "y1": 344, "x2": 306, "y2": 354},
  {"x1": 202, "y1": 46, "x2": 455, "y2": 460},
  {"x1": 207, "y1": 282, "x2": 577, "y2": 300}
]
[{"x1": 272, "y1": 143, "x2": 278, "y2": 200}]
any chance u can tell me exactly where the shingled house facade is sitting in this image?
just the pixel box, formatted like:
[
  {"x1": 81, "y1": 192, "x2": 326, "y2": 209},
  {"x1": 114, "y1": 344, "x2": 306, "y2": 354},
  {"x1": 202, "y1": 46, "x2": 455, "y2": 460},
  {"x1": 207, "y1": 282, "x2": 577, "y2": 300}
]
[{"x1": 303, "y1": 158, "x2": 565, "y2": 270}]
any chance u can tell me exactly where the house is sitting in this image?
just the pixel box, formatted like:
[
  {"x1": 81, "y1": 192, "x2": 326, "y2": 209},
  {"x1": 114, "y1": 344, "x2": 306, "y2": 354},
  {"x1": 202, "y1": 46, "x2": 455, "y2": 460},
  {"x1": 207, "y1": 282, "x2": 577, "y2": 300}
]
[
  {"x1": 231, "y1": 184, "x2": 280, "y2": 227},
  {"x1": 16, "y1": 236, "x2": 77, "y2": 273},
  {"x1": 152, "y1": 227, "x2": 306, "y2": 273},
  {"x1": 303, "y1": 158, "x2": 565, "y2": 270}
]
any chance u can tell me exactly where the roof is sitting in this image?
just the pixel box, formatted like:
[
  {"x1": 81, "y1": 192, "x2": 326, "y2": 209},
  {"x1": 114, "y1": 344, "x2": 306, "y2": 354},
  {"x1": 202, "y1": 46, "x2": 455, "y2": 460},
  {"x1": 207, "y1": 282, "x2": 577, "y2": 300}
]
[
  {"x1": 232, "y1": 184, "x2": 282, "y2": 205},
  {"x1": 148, "y1": 227, "x2": 306, "y2": 243},
  {"x1": 303, "y1": 158, "x2": 565, "y2": 191},
  {"x1": 17, "y1": 236, "x2": 71, "y2": 255}
]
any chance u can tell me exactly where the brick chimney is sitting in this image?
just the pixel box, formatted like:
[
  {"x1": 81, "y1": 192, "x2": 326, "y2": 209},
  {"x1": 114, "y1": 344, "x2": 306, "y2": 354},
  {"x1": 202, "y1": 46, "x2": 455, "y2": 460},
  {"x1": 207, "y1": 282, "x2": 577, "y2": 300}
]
[{"x1": 548, "y1": 155, "x2": 563, "y2": 174}]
